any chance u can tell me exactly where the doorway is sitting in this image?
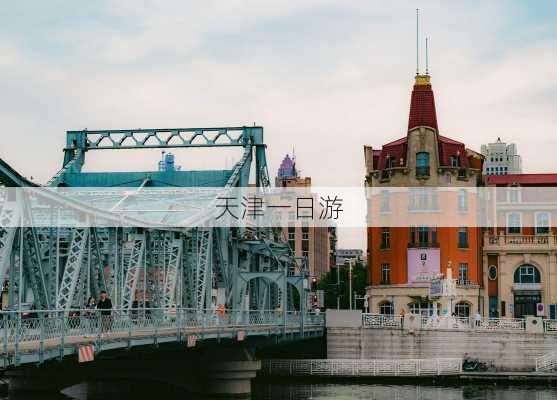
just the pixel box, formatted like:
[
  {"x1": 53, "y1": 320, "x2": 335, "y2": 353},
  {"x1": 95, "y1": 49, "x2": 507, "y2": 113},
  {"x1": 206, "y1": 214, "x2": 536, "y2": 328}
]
[{"x1": 514, "y1": 293, "x2": 541, "y2": 318}]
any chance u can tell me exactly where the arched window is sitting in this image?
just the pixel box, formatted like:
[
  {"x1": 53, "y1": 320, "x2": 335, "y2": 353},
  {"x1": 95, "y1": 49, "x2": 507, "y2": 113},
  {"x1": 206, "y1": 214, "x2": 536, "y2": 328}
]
[
  {"x1": 458, "y1": 189, "x2": 468, "y2": 212},
  {"x1": 379, "y1": 301, "x2": 394, "y2": 315},
  {"x1": 535, "y1": 212, "x2": 550, "y2": 235},
  {"x1": 507, "y1": 212, "x2": 522, "y2": 234},
  {"x1": 514, "y1": 264, "x2": 541, "y2": 284},
  {"x1": 455, "y1": 302, "x2": 471, "y2": 318}
]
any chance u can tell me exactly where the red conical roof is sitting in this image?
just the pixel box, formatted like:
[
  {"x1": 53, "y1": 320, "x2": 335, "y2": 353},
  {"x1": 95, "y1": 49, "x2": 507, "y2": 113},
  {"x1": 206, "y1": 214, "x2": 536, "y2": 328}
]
[{"x1": 408, "y1": 75, "x2": 438, "y2": 132}]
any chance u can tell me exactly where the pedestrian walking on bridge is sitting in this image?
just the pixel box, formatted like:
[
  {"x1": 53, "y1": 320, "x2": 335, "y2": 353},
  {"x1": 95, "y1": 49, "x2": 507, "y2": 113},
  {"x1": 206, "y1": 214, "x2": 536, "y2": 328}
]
[
  {"x1": 96, "y1": 291, "x2": 112, "y2": 335},
  {"x1": 85, "y1": 296, "x2": 97, "y2": 337}
]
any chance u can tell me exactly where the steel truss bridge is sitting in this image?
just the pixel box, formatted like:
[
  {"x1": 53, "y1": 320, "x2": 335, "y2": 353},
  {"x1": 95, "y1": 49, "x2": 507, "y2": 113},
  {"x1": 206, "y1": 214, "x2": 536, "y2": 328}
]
[{"x1": 0, "y1": 126, "x2": 323, "y2": 368}]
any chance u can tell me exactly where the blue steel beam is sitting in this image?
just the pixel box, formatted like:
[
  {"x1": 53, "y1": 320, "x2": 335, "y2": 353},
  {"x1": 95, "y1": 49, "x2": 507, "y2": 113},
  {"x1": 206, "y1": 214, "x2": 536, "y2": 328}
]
[{"x1": 63, "y1": 127, "x2": 263, "y2": 171}]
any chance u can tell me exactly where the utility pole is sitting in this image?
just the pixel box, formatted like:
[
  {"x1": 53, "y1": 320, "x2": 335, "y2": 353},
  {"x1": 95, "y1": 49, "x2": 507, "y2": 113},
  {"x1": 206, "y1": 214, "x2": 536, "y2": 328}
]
[{"x1": 336, "y1": 266, "x2": 340, "y2": 310}]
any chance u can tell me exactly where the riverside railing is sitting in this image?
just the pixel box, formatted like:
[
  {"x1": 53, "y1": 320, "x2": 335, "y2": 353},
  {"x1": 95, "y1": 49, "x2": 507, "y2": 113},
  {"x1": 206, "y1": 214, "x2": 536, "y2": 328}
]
[
  {"x1": 262, "y1": 358, "x2": 462, "y2": 377},
  {"x1": 535, "y1": 351, "x2": 557, "y2": 372},
  {"x1": 362, "y1": 313, "x2": 539, "y2": 332},
  {"x1": 0, "y1": 308, "x2": 324, "y2": 367}
]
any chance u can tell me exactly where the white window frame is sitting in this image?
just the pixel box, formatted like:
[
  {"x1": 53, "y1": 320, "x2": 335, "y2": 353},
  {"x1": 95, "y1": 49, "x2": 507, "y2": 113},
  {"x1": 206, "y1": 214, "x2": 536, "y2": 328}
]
[
  {"x1": 506, "y1": 212, "x2": 522, "y2": 234},
  {"x1": 380, "y1": 190, "x2": 390, "y2": 213},
  {"x1": 507, "y1": 187, "x2": 521, "y2": 203},
  {"x1": 381, "y1": 263, "x2": 390, "y2": 284},
  {"x1": 418, "y1": 187, "x2": 428, "y2": 210},
  {"x1": 535, "y1": 211, "x2": 551, "y2": 235},
  {"x1": 458, "y1": 188, "x2": 468, "y2": 212},
  {"x1": 379, "y1": 301, "x2": 394, "y2": 315},
  {"x1": 455, "y1": 302, "x2": 471, "y2": 318}
]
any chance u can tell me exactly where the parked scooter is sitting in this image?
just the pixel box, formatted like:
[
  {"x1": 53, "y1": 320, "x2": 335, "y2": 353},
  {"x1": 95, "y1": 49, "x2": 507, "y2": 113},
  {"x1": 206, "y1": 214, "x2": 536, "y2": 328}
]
[{"x1": 462, "y1": 353, "x2": 491, "y2": 372}]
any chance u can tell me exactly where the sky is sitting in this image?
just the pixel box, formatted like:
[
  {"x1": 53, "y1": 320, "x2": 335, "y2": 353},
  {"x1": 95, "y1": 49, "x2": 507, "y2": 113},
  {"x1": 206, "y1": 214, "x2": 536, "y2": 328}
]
[{"x1": 1, "y1": 1, "x2": 557, "y2": 250}]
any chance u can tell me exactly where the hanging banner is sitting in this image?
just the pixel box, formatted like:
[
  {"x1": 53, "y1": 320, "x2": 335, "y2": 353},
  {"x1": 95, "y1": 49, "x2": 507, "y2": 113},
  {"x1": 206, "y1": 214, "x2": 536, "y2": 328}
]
[{"x1": 408, "y1": 248, "x2": 440, "y2": 284}]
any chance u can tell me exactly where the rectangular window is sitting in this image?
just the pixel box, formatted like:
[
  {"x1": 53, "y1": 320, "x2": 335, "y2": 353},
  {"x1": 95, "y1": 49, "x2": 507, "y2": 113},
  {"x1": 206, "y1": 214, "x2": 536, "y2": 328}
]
[
  {"x1": 458, "y1": 227, "x2": 468, "y2": 248},
  {"x1": 381, "y1": 228, "x2": 390, "y2": 249},
  {"x1": 507, "y1": 212, "x2": 521, "y2": 234},
  {"x1": 416, "y1": 152, "x2": 430, "y2": 177},
  {"x1": 431, "y1": 187, "x2": 438, "y2": 209},
  {"x1": 302, "y1": 224, "x2": 309, "y2": 240},
  {"x1": 418, "y1": 187, "x2": 428, "y2": 210},
  {"x1": 409, "y1": 226, "x2": 415, "y2": 245},
  {"x1": 431, "y1": 226, "x2": 437, "y2": 245},
  {"x1": 458, "y1": 189, "x2": 468, "y2": 212},
  {"x1": 380, "y1": 190, "x2": 390, "y2": 213},
  {"x1": 288, "y1": 226, "x2": 296, "y2": 251},
  {"x1": 409, "y1": 188, "x2": 416, "y2": 210},
  {"x1": 381, "y1": 263, "x2": 390, "y2": 284},
  {"x1": 458, "y1": 263, "x2": 469, "y2": 284},
  {"x1": 489, "y1": 296, "x2": 499, "y2": 318},
  {"x1": 508, "y1": 188, "x2": 520, "y2": 203},
  {"x1": 418, "y1": 226, "x2": 428, "y2": 246}
]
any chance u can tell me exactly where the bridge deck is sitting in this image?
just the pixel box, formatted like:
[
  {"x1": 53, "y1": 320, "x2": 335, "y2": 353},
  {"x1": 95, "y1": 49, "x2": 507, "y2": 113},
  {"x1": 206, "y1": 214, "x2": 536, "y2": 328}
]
[{"x1": 1, "y1": 311, "x2": 324, "y2": 368}]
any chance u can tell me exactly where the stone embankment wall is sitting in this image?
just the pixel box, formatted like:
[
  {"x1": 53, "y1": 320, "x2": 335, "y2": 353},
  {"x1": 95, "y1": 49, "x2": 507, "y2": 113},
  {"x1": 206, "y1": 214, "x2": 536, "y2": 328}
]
[
  {"x1": 327, "y1": 325, "x2": 557, "y2": 371},
  {"x1": 325, "y1": 310, "x2": 557, "y2": 371}
]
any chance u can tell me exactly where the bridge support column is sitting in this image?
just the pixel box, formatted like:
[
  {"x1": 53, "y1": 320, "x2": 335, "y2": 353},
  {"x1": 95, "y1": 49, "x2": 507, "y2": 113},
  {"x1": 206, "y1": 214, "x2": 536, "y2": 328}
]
[{"x1": 203, "y1": 360, "x2": 261, "y2": 396}]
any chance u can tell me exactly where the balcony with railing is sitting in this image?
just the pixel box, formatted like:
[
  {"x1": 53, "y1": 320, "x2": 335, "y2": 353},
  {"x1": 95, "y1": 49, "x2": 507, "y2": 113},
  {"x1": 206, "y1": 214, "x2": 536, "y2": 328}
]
[
  {"x1": 484, "y1": 233, "x2": 557, "y2": 251},
  {"x1": 456, "y1": 279, "x2": 480, "y2": 288}
]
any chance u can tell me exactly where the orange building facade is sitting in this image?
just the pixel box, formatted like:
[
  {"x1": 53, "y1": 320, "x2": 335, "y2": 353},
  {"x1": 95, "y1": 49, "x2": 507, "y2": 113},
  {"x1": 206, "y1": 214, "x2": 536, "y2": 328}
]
[{"x1": 364, "y1": 74, "x2": 484, "y2": 317}]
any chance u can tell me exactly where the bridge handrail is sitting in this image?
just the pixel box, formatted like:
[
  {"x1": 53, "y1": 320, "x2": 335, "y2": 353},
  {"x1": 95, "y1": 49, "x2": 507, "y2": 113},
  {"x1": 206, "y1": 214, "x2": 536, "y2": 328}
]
[{"x1": 0, "y1": 308, "x2": 325, "y2": 346}]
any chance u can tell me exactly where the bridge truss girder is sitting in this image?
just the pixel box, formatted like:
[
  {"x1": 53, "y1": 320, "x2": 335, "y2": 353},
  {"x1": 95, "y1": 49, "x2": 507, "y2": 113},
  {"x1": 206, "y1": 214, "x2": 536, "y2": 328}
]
[{"x1": 0, "y1": 125, "x2": 308, "y2": 315}]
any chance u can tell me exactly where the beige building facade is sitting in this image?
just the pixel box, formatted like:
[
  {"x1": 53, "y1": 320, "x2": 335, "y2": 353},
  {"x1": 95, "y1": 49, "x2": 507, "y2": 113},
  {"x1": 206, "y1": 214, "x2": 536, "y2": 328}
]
[{"x1": 483, "y1": 173, "x2": 557, "y2": 318}]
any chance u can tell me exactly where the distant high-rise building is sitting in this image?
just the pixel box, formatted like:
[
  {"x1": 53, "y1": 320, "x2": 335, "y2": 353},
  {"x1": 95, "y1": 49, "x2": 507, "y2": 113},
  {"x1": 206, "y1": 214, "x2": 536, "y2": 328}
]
[
  {"x1": 275, "y1": 153, "x2": 331, "y2": 280},
  {"x1": 481, "y1": 138, "x2": 522, "y2": 175}
]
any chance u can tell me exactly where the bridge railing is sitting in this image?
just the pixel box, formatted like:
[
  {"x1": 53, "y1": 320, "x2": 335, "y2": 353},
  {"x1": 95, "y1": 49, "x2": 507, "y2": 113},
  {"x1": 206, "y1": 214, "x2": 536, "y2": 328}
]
[
  {"x1": 1, "y1": 308, "x2": 325, "y2": 348},
  {"x1": 362, "y1": 313, "x2": 402, "y2": 328},
  {"x1": 535, "y1": 351, "x2": 557, "y2": 372}
]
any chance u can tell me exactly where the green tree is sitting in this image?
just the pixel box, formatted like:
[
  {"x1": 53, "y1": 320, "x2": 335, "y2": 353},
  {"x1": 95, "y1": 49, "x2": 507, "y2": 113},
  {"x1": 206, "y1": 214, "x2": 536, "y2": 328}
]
[{"x1": 317, "y1": 261, "x2": 368, "y2": 310}]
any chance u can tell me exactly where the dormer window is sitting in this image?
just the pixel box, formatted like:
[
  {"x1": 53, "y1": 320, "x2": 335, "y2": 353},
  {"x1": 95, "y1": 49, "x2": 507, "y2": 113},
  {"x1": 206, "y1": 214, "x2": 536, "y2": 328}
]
[
  {"x1": 386, "y1": 155, "x2": 395, "y2": 169},
  {"x1": 450, "y1": 155, "x2": 459, "y2": 167}
]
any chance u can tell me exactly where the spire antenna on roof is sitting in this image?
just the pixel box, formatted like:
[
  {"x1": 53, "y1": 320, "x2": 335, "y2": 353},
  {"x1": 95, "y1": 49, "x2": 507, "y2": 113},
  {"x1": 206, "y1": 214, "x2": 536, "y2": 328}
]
[
  {"x1": 425, "y1": 36, "x2": 429, "y2": 75},
  {"x1": 416, "y1": 8, "x2": 420, "y2": 75}
]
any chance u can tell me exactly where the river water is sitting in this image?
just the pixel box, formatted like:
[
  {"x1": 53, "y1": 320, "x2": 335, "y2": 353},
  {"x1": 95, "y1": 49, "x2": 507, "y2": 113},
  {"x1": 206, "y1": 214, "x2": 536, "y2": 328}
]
[{"x1": 3, "y1": 380, "x2": 557, "y2": 400}]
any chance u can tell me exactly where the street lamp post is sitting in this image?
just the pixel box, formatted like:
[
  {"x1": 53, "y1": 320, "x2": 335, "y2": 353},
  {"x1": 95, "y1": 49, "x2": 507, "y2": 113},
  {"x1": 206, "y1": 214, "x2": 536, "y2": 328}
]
[
  {"x1": 336, "y1": 266, "x2": 340, "y2": 310},
  {"x1": 348, "y1": 259, "x2": 355, "y2": 310}
]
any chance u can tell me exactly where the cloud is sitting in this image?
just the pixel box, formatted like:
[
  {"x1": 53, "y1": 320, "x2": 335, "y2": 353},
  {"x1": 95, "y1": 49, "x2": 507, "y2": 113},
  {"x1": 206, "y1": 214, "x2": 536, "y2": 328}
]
[{"x1": 0, "y1": 1, "x2": 556, "y2": 248}]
